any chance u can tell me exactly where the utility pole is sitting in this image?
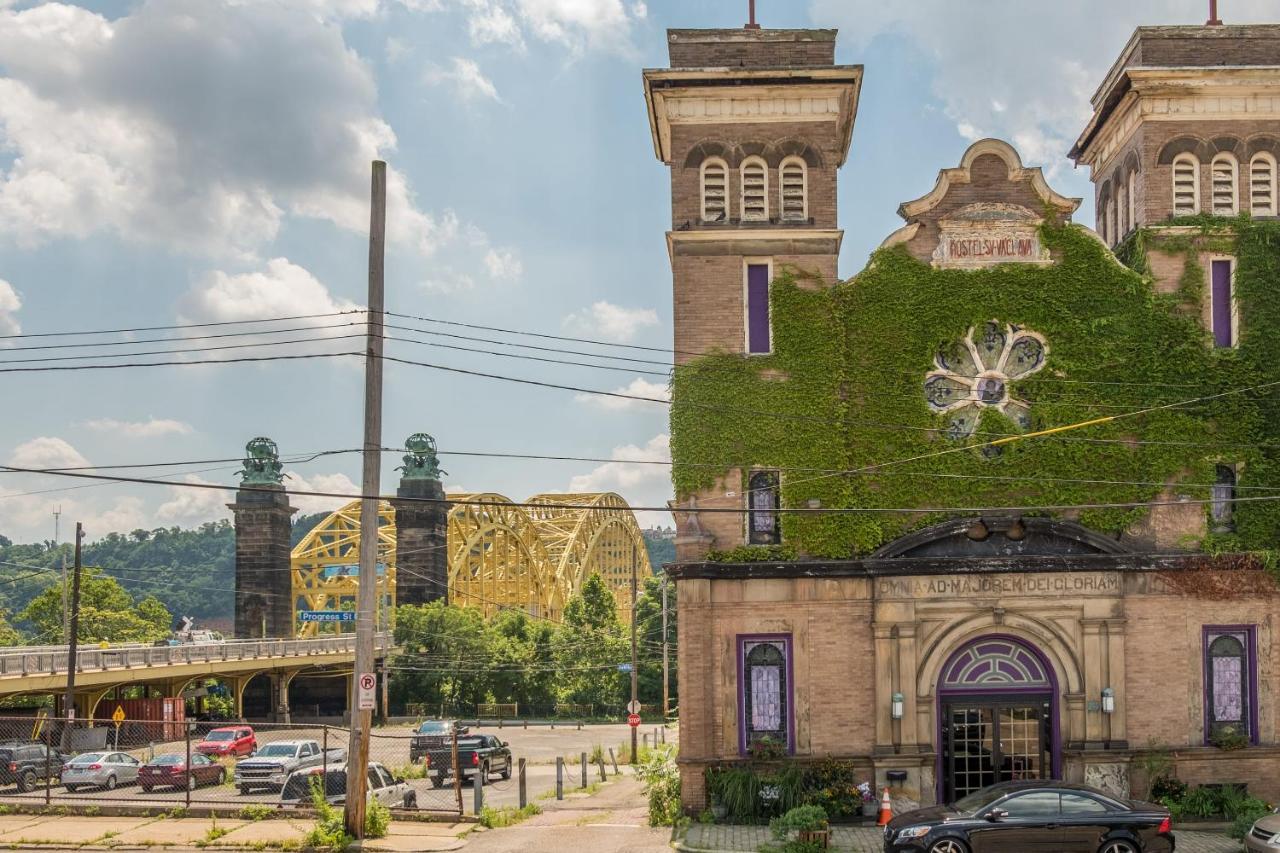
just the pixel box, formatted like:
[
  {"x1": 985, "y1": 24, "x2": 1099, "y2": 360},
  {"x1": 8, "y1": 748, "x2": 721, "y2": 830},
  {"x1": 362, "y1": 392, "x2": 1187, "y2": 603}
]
[
  {"x1": 661, "y1": 574, "x2": 669, "y2": 722},
  {"x1": 55, "y1": 507, "x2": 68, "y2": 644},
  {"x1": 60, "y1": 523, "x2": 83, "y2": 750},
  {"x1": 630, "y1": 548, "x2": 639, "y2": 764},
  {"x1": 345, "y1": 159, "x2": 386, "y2": 840}
]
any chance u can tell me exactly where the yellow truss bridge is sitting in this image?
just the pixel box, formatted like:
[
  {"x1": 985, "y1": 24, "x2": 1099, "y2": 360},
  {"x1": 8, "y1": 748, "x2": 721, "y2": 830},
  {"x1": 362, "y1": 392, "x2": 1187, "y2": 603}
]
[{"x1": 290, "y1": 493, "x2": 653, "y2": 636}]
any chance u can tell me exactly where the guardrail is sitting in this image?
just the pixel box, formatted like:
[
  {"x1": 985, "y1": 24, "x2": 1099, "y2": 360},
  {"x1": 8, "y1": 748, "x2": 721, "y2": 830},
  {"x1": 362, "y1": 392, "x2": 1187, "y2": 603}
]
[{"x1": 0, "y1": 634, "x2": 392, "y2": 678}]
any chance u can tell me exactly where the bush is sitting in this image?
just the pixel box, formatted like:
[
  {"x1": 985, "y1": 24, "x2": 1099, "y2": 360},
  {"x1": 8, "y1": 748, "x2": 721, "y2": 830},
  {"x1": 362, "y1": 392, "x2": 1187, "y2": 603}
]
[
  {"x1": 769, "y1": 804, "x2": 828, "y2": 837},
  {"x1": 634, "y1": 745, "x2": 681, "y2": 827},
  {"x1": 1180, "y1": 786, "x2": 1221, "y2": 819},
  {"x1": 302, "y1": 777, "x2": 352, "y2": 853},
  {"x1": 800, "y1": 758, "x2": 862, "y2": 820},
  {"x1": 237, "y1": 803, "x2": 275, "y2": 822},
  {"x1": 365, "y1": 799, "x2": 391, "y2": 839},
  {"x1": 1149, "y1": 775, "x2": 1187, "y2": 803},
  {"x1": 1229, "y1": 804, "x2": 1273, "y2": 841},
  {"x1": 478, "y1": 804, "x2": 541, "y2": 828}
]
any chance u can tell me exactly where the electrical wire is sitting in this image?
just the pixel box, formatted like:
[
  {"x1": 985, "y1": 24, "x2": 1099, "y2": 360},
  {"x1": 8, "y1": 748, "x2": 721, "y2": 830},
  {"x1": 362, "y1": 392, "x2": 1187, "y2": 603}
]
[{"x1": 0, "y1": 311, "x2": 366, "y2": 341}]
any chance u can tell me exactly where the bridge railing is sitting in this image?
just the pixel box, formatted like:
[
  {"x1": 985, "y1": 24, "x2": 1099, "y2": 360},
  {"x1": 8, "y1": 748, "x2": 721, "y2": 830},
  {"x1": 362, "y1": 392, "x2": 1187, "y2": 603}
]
[{"x1": 0, "y1": 634, "x2": 391, "y2": 678}]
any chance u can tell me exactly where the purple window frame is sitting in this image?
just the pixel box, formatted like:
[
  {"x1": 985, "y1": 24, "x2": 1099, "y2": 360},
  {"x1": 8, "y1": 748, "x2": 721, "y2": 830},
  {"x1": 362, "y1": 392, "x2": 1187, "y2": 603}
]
[
  {"x1": 1202, "y1": 625, "x2": 1259, "y2": 746},
  {"x1": 737, "y1": 633, "x2": 795, "y2": 755},
  {"x1": 746, "y1": 263, "x2": 771, "y2": 354},
  {"x1": 1211, "y1": 259, "x2": 1234, "y2": 348}
]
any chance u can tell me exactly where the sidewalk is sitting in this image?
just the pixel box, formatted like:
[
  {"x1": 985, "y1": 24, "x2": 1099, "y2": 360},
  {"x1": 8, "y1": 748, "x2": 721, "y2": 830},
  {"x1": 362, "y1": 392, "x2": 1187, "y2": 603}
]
[{"x1": 675, "y1": 823, "x2": 1242, "y2": 853}]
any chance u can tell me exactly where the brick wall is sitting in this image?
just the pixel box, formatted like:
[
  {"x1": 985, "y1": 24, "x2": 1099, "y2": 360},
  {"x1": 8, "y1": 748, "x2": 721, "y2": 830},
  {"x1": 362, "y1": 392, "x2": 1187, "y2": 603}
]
[
  {"x1": 1128, "y1": 25, "x2": 1280, "y2": 69},
  {"x1": 231, "y1": 487, "x2": 296, "y2": 639},
  {"x1": 667, "y1": 29, "x2": 836, "y2": 69}
]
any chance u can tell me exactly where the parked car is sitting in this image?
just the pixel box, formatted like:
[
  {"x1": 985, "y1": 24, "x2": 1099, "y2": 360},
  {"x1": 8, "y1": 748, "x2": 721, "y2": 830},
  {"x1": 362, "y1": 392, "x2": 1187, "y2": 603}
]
[
  {"x1": 0, "y1": 741, "x2": 71, "y2": 793},
  {"x1": 1244, "y1": 806, "x2": 1280, "y2": 853},
  {"x1": 883, "y1": 781, "x2": 1173, "y2": 853},
  {"x1": 425, "y1": 735, "x2": 511, "y2": 789},
  {"x1": 279, "y1": 762, "x2": 417, "y2": 809},
  {"x1": 408, "y1": 719, "x2": 468, "y2": 764},
  {"x1": 139, "y1": 753, "x2": 227, "y2": 792},
  {"x1": 233, "y1": 740, "x2": 342, "y2": 795},
  {"x1": 61, "y1": 751, "x2": 142, "y2": 792},
  {"x1": 196, "y1": 726, "x2": 256, "y2": 758}
]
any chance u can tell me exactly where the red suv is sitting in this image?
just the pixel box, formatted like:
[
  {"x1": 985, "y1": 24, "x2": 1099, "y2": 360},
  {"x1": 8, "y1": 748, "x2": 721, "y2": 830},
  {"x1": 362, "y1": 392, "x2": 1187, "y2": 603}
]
[{"x1": 196, "y1": 726, "x2": 256, "y2": 757}]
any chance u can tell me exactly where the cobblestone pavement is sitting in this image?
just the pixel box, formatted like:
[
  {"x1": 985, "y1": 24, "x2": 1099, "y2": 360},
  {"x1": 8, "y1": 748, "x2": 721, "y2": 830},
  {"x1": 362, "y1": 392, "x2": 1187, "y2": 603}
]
[{"x1": 677, "y1": 823, "x2": 1242, "y2": 853}]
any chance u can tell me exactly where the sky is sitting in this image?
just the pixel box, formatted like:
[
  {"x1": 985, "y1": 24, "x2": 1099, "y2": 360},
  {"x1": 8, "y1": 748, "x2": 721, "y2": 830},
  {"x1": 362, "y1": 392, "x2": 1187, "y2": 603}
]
[{"x1": 0, "y1": 0, "x2": 1276, "y2": 544}]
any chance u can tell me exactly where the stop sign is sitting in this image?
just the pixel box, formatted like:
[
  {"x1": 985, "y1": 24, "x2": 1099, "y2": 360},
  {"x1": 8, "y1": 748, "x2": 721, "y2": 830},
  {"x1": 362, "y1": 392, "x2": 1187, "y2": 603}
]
[{"x1": 627, "y1": 713, "x2": 641, "y2": 727}]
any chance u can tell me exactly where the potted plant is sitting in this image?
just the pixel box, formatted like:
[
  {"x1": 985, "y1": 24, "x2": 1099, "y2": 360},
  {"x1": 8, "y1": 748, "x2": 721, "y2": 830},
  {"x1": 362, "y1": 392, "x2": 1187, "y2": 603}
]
[
  {"x1": 858, "y1": 782, "x2": 879, "y2": 818},
  {"x1": 769, "y1": 804, "x2": 830, "y2": 850}
]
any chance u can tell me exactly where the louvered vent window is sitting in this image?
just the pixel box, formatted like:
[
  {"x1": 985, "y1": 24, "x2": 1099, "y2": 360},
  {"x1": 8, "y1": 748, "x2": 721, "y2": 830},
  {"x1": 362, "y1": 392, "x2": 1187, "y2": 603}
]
[
  {"x1": 780, "y1": 158, "x2": 806, "y2": 222},
  {"x1": 1250, "y1": 154, "x2": 1277, "y2": 217},
  {"x1": 741, "y1": 158, "x2": 768, "y2": 222},
  {"x1": 1212, "y1": 154, "x2": 1238, "y2": 216},
  {"x1": 1173, "y1": 155, "x2": 1199, "y2": 216},
  {"x1": 701, "y1": 159, "x2": 729, "y2": 223}
]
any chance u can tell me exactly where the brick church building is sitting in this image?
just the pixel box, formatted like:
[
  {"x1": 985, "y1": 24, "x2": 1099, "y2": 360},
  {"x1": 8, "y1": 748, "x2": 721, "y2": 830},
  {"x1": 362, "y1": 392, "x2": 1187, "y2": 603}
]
[{"x1": 647, "y1": 19, "x2": 1280, "y2": 811}]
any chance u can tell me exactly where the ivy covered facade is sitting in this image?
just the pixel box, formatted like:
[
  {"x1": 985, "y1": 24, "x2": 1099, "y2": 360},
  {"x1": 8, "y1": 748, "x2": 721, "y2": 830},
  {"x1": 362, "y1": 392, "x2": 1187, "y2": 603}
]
[{"x1": 648, "y1": 24, "x2": 1280, "y2": 811}]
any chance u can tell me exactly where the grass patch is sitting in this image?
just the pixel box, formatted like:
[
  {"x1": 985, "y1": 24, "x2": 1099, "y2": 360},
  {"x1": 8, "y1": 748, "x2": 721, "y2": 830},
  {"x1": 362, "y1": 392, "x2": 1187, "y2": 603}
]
[
  {"x1": 238, "y1": 803, "x2": 275, "y2": 822},
  {"x1": 477, "y1": 804, "x2": 541, "y2": 829},
  {"x1": 165, "y1": 806, "x2": 189, "y2": 820}
]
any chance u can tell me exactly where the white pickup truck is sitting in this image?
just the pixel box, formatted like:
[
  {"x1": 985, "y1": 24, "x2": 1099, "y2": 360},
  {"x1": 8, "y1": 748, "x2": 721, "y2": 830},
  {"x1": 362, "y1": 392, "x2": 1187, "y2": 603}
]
[
  {"x1": 234, "y1": 740, "x2": 344, "y2": 795},
  {"x1": 279, "y1": 761, "x2": 417, "y2": 809}
]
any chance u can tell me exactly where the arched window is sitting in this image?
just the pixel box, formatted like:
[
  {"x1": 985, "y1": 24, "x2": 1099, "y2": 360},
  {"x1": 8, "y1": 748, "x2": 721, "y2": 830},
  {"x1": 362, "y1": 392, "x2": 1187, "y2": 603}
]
[
  {"x1": 1212, "y1": 464, "x2": 1237, "y2": 531},
  {"x1": 1116, "y1": 181, "x2": 1128, "y2": 239},
  {"x1": 740, "y1": 157, "x2": 769, "y2": 222},
  {"x1": 700, "y1": 158, "x2": 729, "y2": 223},
  {"x1": 1211, "y1": 153, "x2": 1239, "y2": 215},
  {"x1": 1250, "y1": 152, "x2": 1277, "y2": 217},
  {"x1": 1127, "y1": 170, "x2": 1138, "y2": 228},
  {"x1": 779, "y1": 156, "x2": 807, "y2": 222},
  {"x1": 1205, "y1": 628, "x2": 1255, "y2": 743},
  {"x1": 1173, "y1": 154, "x2": 1200, "y2": 215},
  {"x1": 747, "y1": 470, "x2": 780, "y2": 544},
  {"x1": 1108, "y1": 195, "x2": 1118, "y2": 244},
  {"x1": 739, "y1": 636, "x2": 791, "y2": 753},
  {"x1": 1097, "y1": 194, "x2": 1110, "y2": 243}
]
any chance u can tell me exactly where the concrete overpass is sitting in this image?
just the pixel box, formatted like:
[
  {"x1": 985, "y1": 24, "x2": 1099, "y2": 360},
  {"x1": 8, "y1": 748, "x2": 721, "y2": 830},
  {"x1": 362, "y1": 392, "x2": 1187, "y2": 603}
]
[{"x1": 0, "y1": 635, "x2": 391, "y2": 721}]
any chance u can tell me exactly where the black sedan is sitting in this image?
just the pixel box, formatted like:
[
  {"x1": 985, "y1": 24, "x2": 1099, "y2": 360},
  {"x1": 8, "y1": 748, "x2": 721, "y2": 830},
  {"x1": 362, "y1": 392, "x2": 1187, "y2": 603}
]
[{"x1": 883, "y1": 781, "x2": 1173, "y2": 853}]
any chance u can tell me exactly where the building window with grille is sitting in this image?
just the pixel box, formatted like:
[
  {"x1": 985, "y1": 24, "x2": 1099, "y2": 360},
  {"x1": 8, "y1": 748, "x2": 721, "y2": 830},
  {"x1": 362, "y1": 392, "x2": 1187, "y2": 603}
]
[
  {"x1": 747, "y1": 470, "x2": 780, "y2": 544},
  {"x1": 779, "y1": 157, "x2": 807, "y2": 222},
  {"x1": 1211, "y1": 464, "x2": 1237, "y2": 532},
  {"x1": 1173, "y1": 154, "x2": 1200, "y2": 216},
  {"x1": 701, "y1": 158, "x2": 729, "y2": 223},
  {"x1": 1211, "y1": 154, "x2": 1239, "y2": 216},
  {"x1": 739, "y1": 635, "x2": 792, "y2": 754},
  {"x1": 741, "y1": 157, "x2": 769, "y2": 222},
  {"x1": 1210, "y1": 258, "x2": 1236, "y2": 348},
  {"x1": 745, "y1": 262, "x2": 772, "y2": 355},
  {"x1": 1204, "y1": 627, "x2": 1256, "y2": 745},
  {"x1": 1250, "y1": 153, "x2": 1277, "y2": 217}
]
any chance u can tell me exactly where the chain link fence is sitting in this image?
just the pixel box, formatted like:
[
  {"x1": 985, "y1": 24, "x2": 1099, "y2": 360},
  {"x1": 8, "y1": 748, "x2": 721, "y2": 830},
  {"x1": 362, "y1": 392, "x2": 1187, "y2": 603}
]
[{"x1": 0, "y1": 715, "x2": 463, "y2": 816}]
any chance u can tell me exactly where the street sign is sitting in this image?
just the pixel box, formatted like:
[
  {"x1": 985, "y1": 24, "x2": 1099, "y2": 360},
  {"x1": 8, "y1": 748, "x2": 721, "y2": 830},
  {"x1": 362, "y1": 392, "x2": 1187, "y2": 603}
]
[
  {"x1": 111, "y1": 706, "x2": 125, "y2": 726},
  {"x1": 356, "y1": 672, "x2": 377, "y2": 711},
  {"x1": 299, "y1": 610, "x2": 357, "y2": 623},
  {"x1": 617, "y1": 663, "x2": 633, "y2": 673},
  {"x1": 626, "y1": 700, "x2": 641, "y2": 714},
  {"x1": 627, "y1": 713, "x2": 641, "y2": 728}
]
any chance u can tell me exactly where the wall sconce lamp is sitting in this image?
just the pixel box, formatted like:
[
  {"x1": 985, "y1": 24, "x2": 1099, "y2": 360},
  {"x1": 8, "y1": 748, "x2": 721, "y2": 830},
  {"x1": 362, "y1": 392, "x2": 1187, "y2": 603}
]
[
  {"x1": 966, "y1": 519, "x2": 990, "y2": 541},
  {"x1": 1101, "y1": 687, "x2": 1115, "y2": 715},
  {"x1": 891, "y1": 692, "x2": 905, "y2": 720},
  {"x1": 1006, "y1": 518, "x2": 1027, "y2": 541}
]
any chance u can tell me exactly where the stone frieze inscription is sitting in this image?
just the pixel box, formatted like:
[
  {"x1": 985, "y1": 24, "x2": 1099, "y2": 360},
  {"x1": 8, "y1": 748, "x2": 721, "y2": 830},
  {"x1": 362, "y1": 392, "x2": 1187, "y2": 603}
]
[{"x1": 876, "y1": 572, "x2": 1121, "y2": 599}]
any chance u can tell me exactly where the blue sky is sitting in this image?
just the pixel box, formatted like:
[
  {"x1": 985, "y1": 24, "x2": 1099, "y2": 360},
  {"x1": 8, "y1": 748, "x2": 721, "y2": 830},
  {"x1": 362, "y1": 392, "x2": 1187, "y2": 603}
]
[{"x1": 0, "y1": 0, "x2": 1274, "y2": 543}]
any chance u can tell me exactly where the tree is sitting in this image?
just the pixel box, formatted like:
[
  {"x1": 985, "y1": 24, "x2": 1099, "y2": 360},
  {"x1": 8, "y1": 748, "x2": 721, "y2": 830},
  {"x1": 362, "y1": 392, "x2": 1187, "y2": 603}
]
[
  {"x1": 553, "y1": 574, "x2": 629, "y2": 711},
  {"x1": 486, "y1": 609, "x2": 557, "y2": 711},
  {"x1": 389, "y1": 602, "x2": 492, "y2": 713},
  {"x1": 17, "y1": 568, "x2": 173, "y2": 644},
  {"x1": 0, "y1": 611, "x2": 22, "y2": 646},
  {"x1": 634, "y1": 574, "x2": 677, "y2": 708}
]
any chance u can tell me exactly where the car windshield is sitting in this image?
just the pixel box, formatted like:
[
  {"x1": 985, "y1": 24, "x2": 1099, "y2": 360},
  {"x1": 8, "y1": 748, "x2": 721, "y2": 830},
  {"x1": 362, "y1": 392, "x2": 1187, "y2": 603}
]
[
  {"x1": 151, "y1": 755, "x2": 185, "y2": 765},
  {"x1": 416, "y1": 722, "x2": 449, "y2": 734},
  {"x1": 71, "y1": 753, "x2": 105, "y2": 765},
  {"x1": 954, "y1": 784, "x2": 1024, "y2": 814},
  {"x1": 204, "y1": 731, "x2": 235, "y2": 741},
  {"x1": 255, "y1": 744, "x2": 298, "y2": 757}
]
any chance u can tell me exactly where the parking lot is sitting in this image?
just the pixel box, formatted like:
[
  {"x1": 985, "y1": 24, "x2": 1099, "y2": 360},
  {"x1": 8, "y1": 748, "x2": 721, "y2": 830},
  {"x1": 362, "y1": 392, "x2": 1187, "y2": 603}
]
[{"x1": 0, "y1": 720, "x2": 667, "y2": 816}]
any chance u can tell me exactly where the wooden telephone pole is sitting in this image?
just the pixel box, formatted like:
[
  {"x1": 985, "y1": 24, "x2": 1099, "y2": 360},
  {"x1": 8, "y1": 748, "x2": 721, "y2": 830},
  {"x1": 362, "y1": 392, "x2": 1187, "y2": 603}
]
[
  {"x1": 345, "y1": 160, "x2": 386, "y2": 839},
  {"x1": 60, "y1": 523, "x2": 83, "y2": 750}
]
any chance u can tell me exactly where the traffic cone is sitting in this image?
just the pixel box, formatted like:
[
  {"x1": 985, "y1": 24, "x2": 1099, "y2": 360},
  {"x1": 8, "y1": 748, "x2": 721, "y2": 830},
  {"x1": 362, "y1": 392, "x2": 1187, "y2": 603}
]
[{"x1": 876, "y1": 787, "x2": 893, "y2": 826}]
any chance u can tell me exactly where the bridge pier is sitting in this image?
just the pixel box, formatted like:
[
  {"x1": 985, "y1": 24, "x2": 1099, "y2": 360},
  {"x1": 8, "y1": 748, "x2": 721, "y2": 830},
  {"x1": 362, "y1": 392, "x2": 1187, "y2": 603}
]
[{"x1": 229, "y1": 468, "x2": 296, "y2": 640}]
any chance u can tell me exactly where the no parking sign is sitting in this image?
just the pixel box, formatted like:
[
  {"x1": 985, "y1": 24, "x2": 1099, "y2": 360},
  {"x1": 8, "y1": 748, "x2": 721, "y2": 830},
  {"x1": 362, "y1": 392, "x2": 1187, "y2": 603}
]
[{"x1": 357, "y1": 672, "x2": 377, "y2": 710}]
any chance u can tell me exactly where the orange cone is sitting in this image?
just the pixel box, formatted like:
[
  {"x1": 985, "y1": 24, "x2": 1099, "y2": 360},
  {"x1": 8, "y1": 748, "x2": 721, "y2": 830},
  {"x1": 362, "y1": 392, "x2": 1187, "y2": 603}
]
[{"x1": 876, "y1": 787, "x2": 893, "y2": 826}]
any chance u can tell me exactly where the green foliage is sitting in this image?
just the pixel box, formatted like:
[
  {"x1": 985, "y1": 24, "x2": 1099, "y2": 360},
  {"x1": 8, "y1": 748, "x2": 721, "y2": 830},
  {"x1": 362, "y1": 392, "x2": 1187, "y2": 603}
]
[
  {"x1": 800, "y1": 758, "x2": 863, "y2": 820},
  {"x1": 1229, "y1": 801, "x2": 1274, "y2": 840},
  {"x1": 238, "y1": 804, "x2": 275, "y2": 821},
  {"x1": 633, "y1": 745, "x2": 682, "y2": 827},
  {"x1": 552, "y1": 574, "x2": 629, "y2": 710},
  {"x1": 1209, "y1": 725, "x2": 1249, "y2": 751},
  {"x1": 302, "y1": 776, "x2": 352, "y2": 852},
  {"x1": 0, "y1": 612, "x2": 22, "y2": 647},
  {"x1": 707, "y1": 760, "x2": 870, "y2": 825},
  {"x1": 364, "y1": 799, "x2": 390, "y2": 839},
  {"x1": 670, "y1": 220, "x2": 1280, "y2": 556},
  {"x1": 706, "y1": 545, "x2": 798, "y2": 563},
  {"x1": 477, "y1": 803, "x2": 541, "y2": 828},
  {"x1": 17, "y1": 568, "x2": 172, "y2": 644},
  {"x1": 633, "y1": 574, "x2": 677, "y2": 709},
  {"x1": 769, "y1": 804, "x2": 828, "y2": 836},
  {"x1": 1181, "y1": 785, "x2": 1223, "y2": 819}
]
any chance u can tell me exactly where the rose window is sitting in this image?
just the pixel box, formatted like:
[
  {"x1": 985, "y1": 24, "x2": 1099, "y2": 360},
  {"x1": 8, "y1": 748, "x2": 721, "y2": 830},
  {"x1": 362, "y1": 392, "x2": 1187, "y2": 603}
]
[{"x1": 924, "y1": 321, "x2": 1047, "y2": 439}]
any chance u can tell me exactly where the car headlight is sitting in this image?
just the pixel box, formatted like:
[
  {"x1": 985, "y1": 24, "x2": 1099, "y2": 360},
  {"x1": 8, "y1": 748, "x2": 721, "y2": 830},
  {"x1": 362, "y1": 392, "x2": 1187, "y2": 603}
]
[{"x1": 896, "y1": 826, "x2": 932, "y2": 841}]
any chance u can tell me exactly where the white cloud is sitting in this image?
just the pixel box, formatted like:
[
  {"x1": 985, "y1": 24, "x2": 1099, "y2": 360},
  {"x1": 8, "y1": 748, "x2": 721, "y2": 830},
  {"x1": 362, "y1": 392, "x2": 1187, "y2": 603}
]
[
  {"x1": 0, "y1": 0, "x2": 467, "y2": 258},
  {"x1": 8, "y1": 436, "x2": 89, "y2": 470},
  {"x1": 385, "y1": 36, "x2": 410, "y2": 62},
  {"x1": 284, "y1": 470, "x2": 362, "y2": 515},
  {"x1": 155, "y1": 475, "x2": 231, "y2": 524},
  {"x1": 0, "y1": 278, "x2": 20, "y2": 337},
  {"x1": 808, "y1": 0, "x2": 1280, "y2": 177},
  {"x1": 562, "y1": 301, "x2": 659, "y2": 343},
  {"x1": 575, "y1": 376, "x2": 669, "y2": 411},
  {"x1": 79, "y1": 496, "x2": 150, "y2": 538},
  {"x1": 180, "y1": 258, "x2": 359, "y2": 323},
  {"x1": 515, "y1": 0, "x2": 639, "y2": 52},
  {"x1": 424, "y1": 57, "x2": 502, "y2": 102},
  {"x1": 421, "y1": 269, "x2": 478, "y2": 294},
  {"x1": 465, "y1": 0, "x2": 523, "y2": 47},
  {"x1": 83, "y1": 417, "x2": 194, "y2": 438},
  {"x1": 568, "y1": 434, "x2": 671, "y2": 525},
  {"x1": 483, "y1": 248, "x2": 523, "y2": 280}
]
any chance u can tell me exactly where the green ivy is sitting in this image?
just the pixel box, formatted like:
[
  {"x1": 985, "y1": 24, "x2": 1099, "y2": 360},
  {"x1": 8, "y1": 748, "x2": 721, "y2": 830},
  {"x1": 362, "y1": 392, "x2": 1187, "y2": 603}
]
[{"x1": 671, "y1": 219, "x2": 1280, "y2": 558}]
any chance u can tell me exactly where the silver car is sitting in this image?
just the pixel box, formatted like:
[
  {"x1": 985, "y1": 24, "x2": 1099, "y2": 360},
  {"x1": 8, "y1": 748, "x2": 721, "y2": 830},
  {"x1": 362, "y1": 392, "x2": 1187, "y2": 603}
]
[
  {"x1": 1245, "y1": 808, "x2": 1280, "y2": 852},
  {"x1": 62, "y1": 751, "x2": 141, "y2": 791}
]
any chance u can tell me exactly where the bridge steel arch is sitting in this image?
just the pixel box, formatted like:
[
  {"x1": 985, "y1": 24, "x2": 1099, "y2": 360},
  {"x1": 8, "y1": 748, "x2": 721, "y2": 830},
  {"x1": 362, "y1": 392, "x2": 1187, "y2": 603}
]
[{"x1": 290, "y1": 493, "x2": 653, "y2": 637}]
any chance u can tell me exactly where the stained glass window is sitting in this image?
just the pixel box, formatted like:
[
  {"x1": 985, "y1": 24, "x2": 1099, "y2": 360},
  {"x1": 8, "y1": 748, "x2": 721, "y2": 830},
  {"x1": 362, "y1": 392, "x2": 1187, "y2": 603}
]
[
  {"x1": 742, "y1": 638, "x2": 790, "y2": 751},
  {"x1": 1206, "y1": 629, "x2": 1253, "y2": 743},
  {"x1": 748, "y1": 471, "x2": 781, "y2": 545},
  {"x1": 924, "y1": 322, "x2": 1046, "y2": 440}
]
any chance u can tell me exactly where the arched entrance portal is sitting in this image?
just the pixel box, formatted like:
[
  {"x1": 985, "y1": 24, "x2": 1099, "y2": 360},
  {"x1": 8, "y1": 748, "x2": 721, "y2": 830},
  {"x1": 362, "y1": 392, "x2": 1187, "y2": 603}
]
[{"x1": 937, "y1": 635, "x2": 1060, "y2": 802}]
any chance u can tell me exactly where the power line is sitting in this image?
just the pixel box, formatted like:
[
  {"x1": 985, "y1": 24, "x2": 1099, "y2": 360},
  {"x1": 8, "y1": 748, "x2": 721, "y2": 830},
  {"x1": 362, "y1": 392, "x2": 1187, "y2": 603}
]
[
  {"x1": 0, "y1": 351, "x2": 359, "y2": 374},
  {"x1": 0, "y1": 334, "x2": 364, "y2": 366},
  {"x1": 0, "y1": 311, "x2": 366, "y2": 341},
  {"x1": 0, "y1": 320, "x2": 367, "y2": 353}
]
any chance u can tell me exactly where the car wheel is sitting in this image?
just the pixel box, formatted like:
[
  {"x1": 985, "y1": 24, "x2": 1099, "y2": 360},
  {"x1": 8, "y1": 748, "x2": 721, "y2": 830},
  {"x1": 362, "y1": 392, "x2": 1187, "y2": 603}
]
[
  {"x1": 431, "y1": 775, "x2": 444, "y2": 789},
  {"x1": 1099, "y1": 843, "x2": 1138, "y2": 853},
  {"x1": 404, "y1": 792, "x2": 417, "y2": 810},
  {"x1": 481, "y1": 763, "x2": 489, "y2": 783},
  {"x1": 17, "y1": 770, "x2": 35, "y2": 793},
  {"x1": 501, "y1": 761, "x2": 511, "y2": 780},
  {"x1": 104, "y1": 775, "x2": 117, "y2": 791},
  {"x1": 928, "y1": 840, "x2": 970, "y2": 853}
]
